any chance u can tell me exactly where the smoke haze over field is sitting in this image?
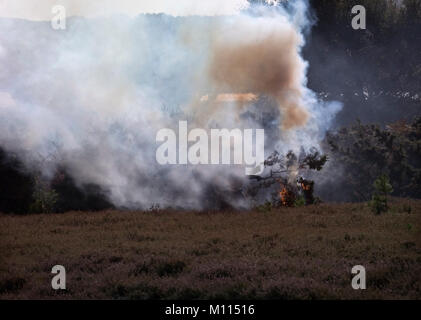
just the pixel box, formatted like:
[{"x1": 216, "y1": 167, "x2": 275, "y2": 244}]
[
  {"x1": 0, "y1": 1, "x2": 341, "y2": 209},
  {"x1": 0, "y1": 0, "x2": 250, "y2": 19}
]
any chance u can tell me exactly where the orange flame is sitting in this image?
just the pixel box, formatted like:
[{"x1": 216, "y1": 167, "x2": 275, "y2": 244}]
[{"x1": 279, "y1": 186, "x2": 296, "y2": 207}]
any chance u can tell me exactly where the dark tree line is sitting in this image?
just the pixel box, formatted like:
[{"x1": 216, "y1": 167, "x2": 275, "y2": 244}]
[
  {"x1": 324, "y1": 117, "x2": 421, "y2": 201},
  {"x1": 307, "y1": 0, "x2": 421, "y2": 92},
  {"x1": 305, "y1": 0, "x2": 421, "y2": 126}
]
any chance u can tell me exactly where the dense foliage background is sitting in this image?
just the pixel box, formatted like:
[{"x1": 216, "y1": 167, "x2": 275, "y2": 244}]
[{"x1": 306, "y1": 0, "x2": 421, "y2": 125}]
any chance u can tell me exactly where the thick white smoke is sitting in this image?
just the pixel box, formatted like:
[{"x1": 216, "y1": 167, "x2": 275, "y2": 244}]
[
  {"x1": 0, "y1": 1, "x2": 341, "y2": 209},
  {"x1": 0, "y1": 0, "x2": 250, "y2": 19}
]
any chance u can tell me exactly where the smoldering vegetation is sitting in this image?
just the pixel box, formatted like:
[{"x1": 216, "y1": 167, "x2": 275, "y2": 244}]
[
  {"x1": 0, "y1": 1, "x2": 343, "y2": 212},
  {"x1": 0, "y1": 0, "x2": 420, "y2": 213},
  {"x1": 0, "y1": 1, "x2": 342, "y2": 211},
  {"x1": 0, "y1": 199, "x2": 419, "y2": 299}
]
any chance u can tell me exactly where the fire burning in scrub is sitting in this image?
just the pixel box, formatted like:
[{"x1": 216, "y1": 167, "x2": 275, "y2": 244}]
[
  {"x1": 279, "y1": 185, "x2": 296, "y2": 207},
  {"x1": 278, "y1": 177, "x2": 315, "y2": 207},
  {"x1": 246, "y1": 149, "x2": 327, "y2": 209}
]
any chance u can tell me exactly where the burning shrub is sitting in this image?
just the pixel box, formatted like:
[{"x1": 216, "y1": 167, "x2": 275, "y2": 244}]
[
  {"x1": 246, "y1": 148, "x2": 327, "y2": 208},
  {"x1": 279, "y1": 186, "x2": 296, "y2": 207}
]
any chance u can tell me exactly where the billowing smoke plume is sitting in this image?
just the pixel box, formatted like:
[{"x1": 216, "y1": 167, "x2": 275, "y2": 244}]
[
  {"x1": 208, "y1": 13, "x2": 309, "y2": 130},
  {"x1": 0, "y1": 1, "x2": 341, "y2": 209}
]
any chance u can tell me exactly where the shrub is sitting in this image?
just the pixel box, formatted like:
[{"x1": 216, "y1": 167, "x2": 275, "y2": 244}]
[
  {"x1": 255, "y1": 201, "x2": 273, "y2": 213},
  {"x1": 370, "y1": 175, "x2": 393, "y2": 214},
  {"x1": 294, "y1": 196, "x2": 306, "y2": 207},
  {"x1": 29, "y1": 176, "x2": 59, "y2": 214}
]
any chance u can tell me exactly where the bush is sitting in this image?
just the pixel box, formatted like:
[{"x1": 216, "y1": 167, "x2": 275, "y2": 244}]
[
  {"x1": 294, "y1": 196, "x2": 306, "y2": 207},
  {"x1": 255, "y1": 201, "x2": 273, "y2": 213},
  {"x1": 370, "y1": 175, "x2": 393, "y2": 215},
  {"x1": 29, "y1": 176, "x2": 59, "y2": 214}
]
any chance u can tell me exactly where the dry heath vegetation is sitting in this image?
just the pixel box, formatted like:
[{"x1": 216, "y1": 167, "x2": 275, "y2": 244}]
[{"x1": 0, "y1": 198, "x2": 420, "y2": 299}]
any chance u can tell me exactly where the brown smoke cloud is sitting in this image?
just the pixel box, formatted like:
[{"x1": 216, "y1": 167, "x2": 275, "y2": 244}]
[{"x1": 206, "y1": 15, "x2": 309, "y2": 130}]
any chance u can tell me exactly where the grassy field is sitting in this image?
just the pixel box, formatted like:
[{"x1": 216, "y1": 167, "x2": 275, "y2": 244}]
[{"x1": 0, "y1": 199, "x2": 420, "y2": 300}]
